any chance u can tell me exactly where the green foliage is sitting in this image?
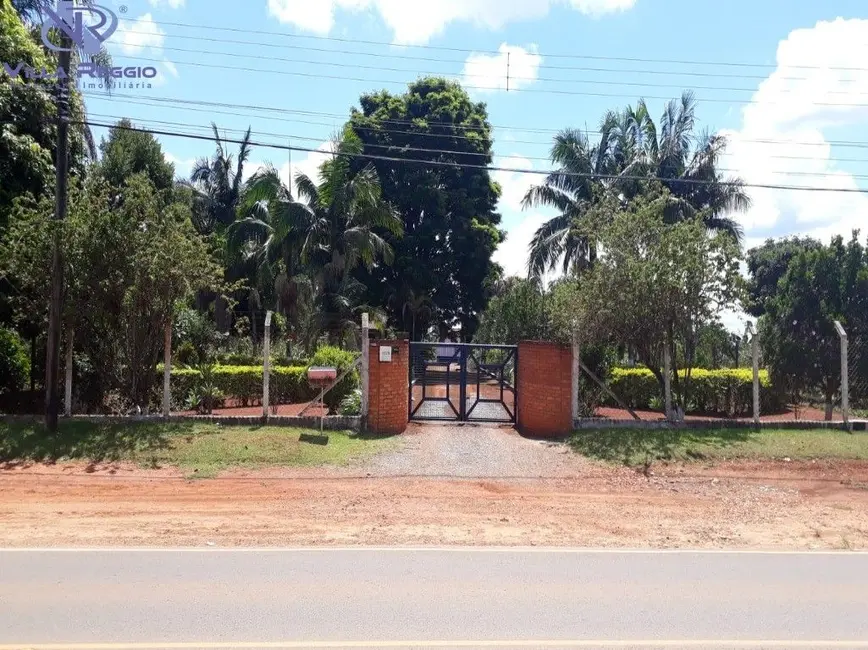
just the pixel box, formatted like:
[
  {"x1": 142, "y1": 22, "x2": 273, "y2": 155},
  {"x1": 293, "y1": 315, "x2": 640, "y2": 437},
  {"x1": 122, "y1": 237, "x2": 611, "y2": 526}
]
[
  {"x1": 524, "y1": 92, "x2": 748, "y2": 279},
  {"x1": 184, "y1": 362, "x2": 225, "y2": 415},
  {"x1": 0, "y1": 173, "x2": 223, "y2": 409},
  {"x1": 339, "y1": 389, "x2": 362, "y2": 416},
  {"x1": 97, "y1": 119, "x2": 176, "y2": 193},
  {"x1": 757, "y1": 233, "x2": 868, "y2": 413},
  {"x1": 349, "y1": 77, "x2": 504, "y2": 338},
  {"x1": 310, "y1": 345, "x2": 359, "y2": 412},
  {"x1": 0, "y1": 327, "x2": 29, "y2": 393},
  {"x1": 746, "y1": 237, "x2": 822, "y2": 318},
  {"x1": 474, "y1": 278, "x2": 551, "y2": 344},
  {"x1": 571, "y1": 192, "x2": 744, "y2": 407},
  {"x1": 166, "y1": 365, "x2": 316, "y2": 409},
  {"x1": 608, "y1": 367, "x2": 781, "y2": 416},
  {"x1": 174, "y1": 307, "x2": 221, "y2": 366}
]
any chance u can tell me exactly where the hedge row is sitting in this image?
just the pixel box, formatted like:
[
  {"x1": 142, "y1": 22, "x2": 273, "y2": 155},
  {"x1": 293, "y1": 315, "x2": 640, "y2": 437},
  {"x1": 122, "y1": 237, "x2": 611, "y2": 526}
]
[
  {"x1": 165, "y1": 366, "x2": 318, "y2": 409},
  {"x1": 607, "y1": 367, "x2": 784, "y2": 416}
]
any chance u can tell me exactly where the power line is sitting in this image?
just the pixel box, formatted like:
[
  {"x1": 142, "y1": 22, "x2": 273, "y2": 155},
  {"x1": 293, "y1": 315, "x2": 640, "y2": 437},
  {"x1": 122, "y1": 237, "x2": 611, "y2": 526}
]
[
  {"x1": 115, "y1": 32, "x2": 868, "y2": 89},
  {"x1": 82, "y1": 92, "x2": 868, "y2": 150},
  {"x1": 116, "y1": 54, "x2": 868, "y2": 108},
  {"x1": 76, "y1": 119, "x2": 868, "y2": 194},
  {"x1": 86, "y1": 112, "x2": 868, "y2": 180},
  {"x1": 152, "y1": 19, "x2": 868, "y2": 73}
]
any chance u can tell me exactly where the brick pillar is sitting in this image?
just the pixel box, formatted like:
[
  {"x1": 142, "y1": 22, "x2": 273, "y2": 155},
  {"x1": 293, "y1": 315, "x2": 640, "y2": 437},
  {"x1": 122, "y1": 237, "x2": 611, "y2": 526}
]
[
  {"x1": 517, "y1": 341, "x2": 573, "y2": 438},
  {"x1": 367, "y1": 339, "x2": 409, "y2": 435}
]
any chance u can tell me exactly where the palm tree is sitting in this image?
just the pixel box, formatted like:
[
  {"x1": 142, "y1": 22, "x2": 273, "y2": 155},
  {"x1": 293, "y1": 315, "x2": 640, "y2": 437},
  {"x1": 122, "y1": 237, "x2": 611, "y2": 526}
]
[
  {"x1": 522, "y1": 118, "x2": 623, "y2": 278},
  {"x1": 233, "y1": 128, "x2": 403, "y2": 346},
  {"x1": 524, "y1": 92, "x2": 750, "y2": 279},
  {"x1": 184, "y1": 123, "x2": 253, "y2": 236}
]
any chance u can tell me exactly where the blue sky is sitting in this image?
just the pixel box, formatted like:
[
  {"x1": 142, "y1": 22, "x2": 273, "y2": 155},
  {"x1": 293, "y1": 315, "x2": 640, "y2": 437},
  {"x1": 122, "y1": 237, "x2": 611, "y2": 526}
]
[{"x1": 85, "y1": 0, "x2": 868, "y2": 307}]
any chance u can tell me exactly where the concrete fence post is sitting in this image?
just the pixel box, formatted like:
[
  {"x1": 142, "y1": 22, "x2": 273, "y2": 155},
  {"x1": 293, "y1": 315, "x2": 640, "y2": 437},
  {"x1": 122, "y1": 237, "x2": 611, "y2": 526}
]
[
  {"x1": 263, "y1": 311, "x2": 273, "y2": 420},
  {"x1": 752, "y1": 334, "x2": 760, "y2": 427},
  {"x1": 64, "y1": 326, "x2": 73, "y2": 417},
  {"x1": 835, "y1": 321, "x2": 849, "y2": 428}
]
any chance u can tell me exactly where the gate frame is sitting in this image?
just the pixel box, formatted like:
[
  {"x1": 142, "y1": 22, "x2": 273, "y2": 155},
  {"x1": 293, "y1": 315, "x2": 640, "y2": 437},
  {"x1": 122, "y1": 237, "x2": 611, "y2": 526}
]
[{"x1": 408, "y1": 342, "x2": 518, "y2": 424}]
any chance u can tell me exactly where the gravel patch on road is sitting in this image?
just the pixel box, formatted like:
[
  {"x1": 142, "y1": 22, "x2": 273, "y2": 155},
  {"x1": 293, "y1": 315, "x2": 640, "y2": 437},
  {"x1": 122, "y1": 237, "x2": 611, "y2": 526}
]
[{"x1": 361, "y1": 423, "x2": 595, "y2": 478}]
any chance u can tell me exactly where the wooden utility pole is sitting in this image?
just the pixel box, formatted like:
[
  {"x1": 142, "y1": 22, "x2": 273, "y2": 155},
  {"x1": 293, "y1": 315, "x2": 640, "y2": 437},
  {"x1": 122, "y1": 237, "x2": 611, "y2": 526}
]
[{"x1": 45, "y1": 47, "x2": 72, "y2": 432}]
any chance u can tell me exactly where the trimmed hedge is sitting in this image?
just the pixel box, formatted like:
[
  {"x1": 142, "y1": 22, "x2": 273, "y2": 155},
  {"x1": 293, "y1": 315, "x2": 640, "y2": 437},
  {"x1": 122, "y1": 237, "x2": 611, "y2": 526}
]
[
  {"x1": 608, "y1": 367, "x2": 784, "y2": 416},
  {"x1": 164, "y1": 365, "x2": 317, "y2": 409},
  {"x1": 163, "y1": 349, "x2": 360, "y2": 412}
]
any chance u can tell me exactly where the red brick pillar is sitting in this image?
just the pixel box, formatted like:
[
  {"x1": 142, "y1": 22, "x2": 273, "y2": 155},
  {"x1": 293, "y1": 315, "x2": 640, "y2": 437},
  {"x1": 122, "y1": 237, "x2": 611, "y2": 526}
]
[
  {"x1": 517, "y1": 341, "x2": 573, "y2": 438},
  {"x1": 367, "y1": 339, "x2": 409, "y2": 435}
]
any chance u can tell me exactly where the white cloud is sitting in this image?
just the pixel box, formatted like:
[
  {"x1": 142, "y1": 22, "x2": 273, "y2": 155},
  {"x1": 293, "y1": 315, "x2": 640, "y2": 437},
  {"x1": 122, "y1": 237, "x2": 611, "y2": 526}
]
[
  {"x1": 267, "y1": 0, "x2": 636, "y2": 44},
  {"x1": 462, "y1": 43, "x2": 541, "y2": 92},
  {"x1": 493, "y1": 155, "x2": 536, "y2": 211},
  {"x1": 165, "y1": 153, "x2": 195, "y2": 179},
  {"x1": 568, "y1": 0, "x2": 636, "y2": 16},
  {"x1": 148, "y1": 0, "x2": 185, "y2": 8},
  {"x1": 494, "y1": 213, "x2": 549, "y2": 278},
  {"x1": 114, "y1": 14, "x2": 177, "y2": 84},
  {"x1": 116, "y1": 13, "x2": 165, "y2": 55},
  {"x1": 721, "y1": 18, "x2": 868, "y2": 245}
]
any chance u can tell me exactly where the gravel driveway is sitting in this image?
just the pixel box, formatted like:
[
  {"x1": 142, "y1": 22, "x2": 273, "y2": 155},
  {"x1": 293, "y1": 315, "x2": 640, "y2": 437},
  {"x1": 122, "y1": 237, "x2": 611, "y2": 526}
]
[{"x1": 362, "y1": 423, "x2": 592, "y2": 478}]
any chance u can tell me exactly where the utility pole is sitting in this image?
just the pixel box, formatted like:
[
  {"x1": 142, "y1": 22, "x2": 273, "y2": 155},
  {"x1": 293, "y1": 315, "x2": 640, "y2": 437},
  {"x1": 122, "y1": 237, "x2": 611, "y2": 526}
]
[{"x1": 45, "y1": 46, "x2": 72, "y2": 432}]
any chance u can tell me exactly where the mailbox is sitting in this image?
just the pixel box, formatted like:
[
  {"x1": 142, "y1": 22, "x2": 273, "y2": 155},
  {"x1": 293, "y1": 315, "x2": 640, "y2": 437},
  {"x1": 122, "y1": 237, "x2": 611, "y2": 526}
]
[{"x1": 307, "y1": 366, "x2": 337, "y2": 384}]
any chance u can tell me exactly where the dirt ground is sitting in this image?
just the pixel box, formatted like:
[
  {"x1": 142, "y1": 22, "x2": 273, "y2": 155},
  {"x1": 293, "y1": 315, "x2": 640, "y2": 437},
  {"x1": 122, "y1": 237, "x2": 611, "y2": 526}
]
[{"x1": 1, "y1": 424, "x2": 866, "y2": 549}]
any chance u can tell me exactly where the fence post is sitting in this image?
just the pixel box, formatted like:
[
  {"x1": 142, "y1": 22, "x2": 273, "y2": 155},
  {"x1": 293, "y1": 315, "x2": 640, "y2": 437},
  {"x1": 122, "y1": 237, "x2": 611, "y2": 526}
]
[
  {"x1": 663, "y1": 345, "x2": 672, "y2": 421},
  {"x1": 571, "y1": 325, "x2": 580, "y2": 424},
  {"x1": 64, "y1": 326, "x2": 73, "y2": 417},
  {"x1": 361, "y1": 313, "x2": 370, "y2": 424},
  {"x1": 263, "y1": 311, "x2": 272, "y2": 420},
  {"x1": 163, "y1": 321, "x2": 171, "y2": 418},
  {"x1": 752, "y1": 334, "x2": 760, "y2": 427},
  {"x1": 835, "y1": 321, "x2": 849, "y2": 429}
]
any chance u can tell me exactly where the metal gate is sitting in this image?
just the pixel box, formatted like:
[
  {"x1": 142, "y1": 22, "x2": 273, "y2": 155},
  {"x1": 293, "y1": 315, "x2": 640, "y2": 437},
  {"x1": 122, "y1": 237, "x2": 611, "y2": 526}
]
[{"x1": 409, "y1": 342, "x2": 517, "y2": 423}]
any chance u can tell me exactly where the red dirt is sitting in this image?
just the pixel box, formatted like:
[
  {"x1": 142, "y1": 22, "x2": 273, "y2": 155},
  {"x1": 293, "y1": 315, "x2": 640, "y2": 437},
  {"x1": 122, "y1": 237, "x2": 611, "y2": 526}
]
[{"x1": 1, "y1": 457, "x2": 866, "y2": 549}]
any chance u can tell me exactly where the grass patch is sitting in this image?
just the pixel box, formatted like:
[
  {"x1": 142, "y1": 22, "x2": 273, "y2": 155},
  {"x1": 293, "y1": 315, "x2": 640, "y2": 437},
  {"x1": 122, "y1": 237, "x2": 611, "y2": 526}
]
[
  {"x1": 0, "y1": 420, "x2": 398, "y2": 477},
  {"x1": 570, "y1": 428, "x2": 868, "y2": 466}
]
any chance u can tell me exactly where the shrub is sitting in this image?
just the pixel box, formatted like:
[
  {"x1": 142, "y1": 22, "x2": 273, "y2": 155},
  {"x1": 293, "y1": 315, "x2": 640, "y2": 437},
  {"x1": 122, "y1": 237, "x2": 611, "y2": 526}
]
[
  {"x1": 340, "y1": 389, "x2": 362, "y2": 416},
  {"x1": 162, "y1": 365, "x2": 316, "y2": 409},
  {"x1": 0, "y1": 328, "x2": 30, "y2": 394},
  {"x1": 309, "y1": 346, "x2": 360, "y2": 413},
  {"x1": 607, "y1": 367, "x2": 783, "y2": 416}
]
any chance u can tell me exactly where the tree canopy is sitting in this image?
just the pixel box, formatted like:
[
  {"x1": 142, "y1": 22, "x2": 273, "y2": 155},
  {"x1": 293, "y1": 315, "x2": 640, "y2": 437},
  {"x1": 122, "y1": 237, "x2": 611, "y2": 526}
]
[{"x1": 348, "y1": 77, "x2": 504, "y2": 339}]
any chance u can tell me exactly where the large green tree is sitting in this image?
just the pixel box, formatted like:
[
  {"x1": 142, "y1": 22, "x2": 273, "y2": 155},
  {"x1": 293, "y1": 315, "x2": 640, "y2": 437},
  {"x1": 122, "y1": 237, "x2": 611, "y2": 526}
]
[
  {"x1": 524, "y1": 92, "x2": 749, "y2": 278},
  {"x1": 565, "y1": 191, "x2": 743, "y2": 411},
  {"x1": 348, "y1": 77, "x2": 504, "y2": 339},
  {"x1": 757, "y1": 233, "x2": 868, "y2": 418},
  {"x1": 97, "y1": 119, "x2": 175, "y2": 193},
  {"x1": 746, "y1": 236, "x2": 822, "y2": 318},
  {"x1": 0, "y1": 174, "x2": 221, "y2": 410}
]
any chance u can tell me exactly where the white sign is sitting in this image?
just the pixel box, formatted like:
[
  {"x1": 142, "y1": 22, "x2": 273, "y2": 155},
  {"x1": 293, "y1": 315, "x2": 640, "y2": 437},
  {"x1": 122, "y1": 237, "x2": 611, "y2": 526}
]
[{"x1": 379, "y1": 346, "x2": 392, "y2": 363}]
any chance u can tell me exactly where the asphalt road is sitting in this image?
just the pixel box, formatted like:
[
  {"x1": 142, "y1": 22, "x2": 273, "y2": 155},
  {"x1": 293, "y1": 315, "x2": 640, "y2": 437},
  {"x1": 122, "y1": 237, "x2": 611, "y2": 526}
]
[{"x1": 1, "y1": 548, "x2": 867, "y2": 649}]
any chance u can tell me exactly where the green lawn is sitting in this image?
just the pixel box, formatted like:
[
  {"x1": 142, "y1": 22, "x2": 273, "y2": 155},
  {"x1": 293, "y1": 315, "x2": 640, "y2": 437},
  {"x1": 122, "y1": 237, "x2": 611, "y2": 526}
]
[
  {"x1": 570, "y1": 427, "x2": 868, "y2": 466},
  {"x1": 0, "y1": 420, "x2": 398, "y2": 478}
]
